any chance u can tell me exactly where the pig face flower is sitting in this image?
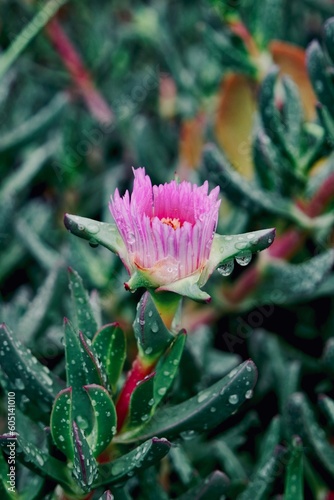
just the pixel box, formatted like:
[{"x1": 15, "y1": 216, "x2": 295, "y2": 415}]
[
  {"x1": 109, "y1": 168, "x2": 221, "y2": 301},
  {"x1": 64, "y1": 168, "x2": 275, "y2": 302}
]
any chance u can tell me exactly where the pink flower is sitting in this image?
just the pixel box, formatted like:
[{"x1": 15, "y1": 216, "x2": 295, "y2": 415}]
[{"x1": 109, "y1": 168, "x2": 221, "y2": 300}]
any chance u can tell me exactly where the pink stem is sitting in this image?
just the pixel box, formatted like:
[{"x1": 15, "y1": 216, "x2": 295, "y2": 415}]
[
  {"x1": 115, "y1": 356, "x2": 154, "y2": 432},
  {"x1": 46, "y1": 18, "x2": 113, "y2": 125}
]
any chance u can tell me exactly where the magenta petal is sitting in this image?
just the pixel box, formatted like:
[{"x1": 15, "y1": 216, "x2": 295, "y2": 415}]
[{"x1": 109, "y1": 168, "x2": 220, "y2": 287}]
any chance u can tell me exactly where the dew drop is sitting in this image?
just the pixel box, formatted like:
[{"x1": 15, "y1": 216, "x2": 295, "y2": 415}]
[
  {"x1": 78, "y1": 224, "x2": 84, "y2": 231},
  {"x1": 15, "y1": 378, "x2": 25, "y2": 390},
  {"x1": 151, "y1": 321, "x2": 159, "y2": 333},
  {"x1": 87, "y1": 223, "x2": 99, "y2": 234},
  {"x1": 228, "y1": 394, "x2": 239, "y2": 405},
  {"x1": 235, "y1": 251, "x2": 252, "y2": 266},
  {"x1": 217, "y1": 260, "x2": 234, "y2": 276},
  {"x1": 245, "y1": 389, "x2": 253, "y2": 399},
  {"x1": 158, "y1": 387, "x2": 167, "y2": 396},
  {"x1": 127, "y1": 232, "x2": 136, "y2": 245}
]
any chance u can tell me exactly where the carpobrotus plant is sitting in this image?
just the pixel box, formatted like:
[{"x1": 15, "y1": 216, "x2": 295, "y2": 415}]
[{"x1": 1, "y1": 169, "x2": 275, "y2": 498}]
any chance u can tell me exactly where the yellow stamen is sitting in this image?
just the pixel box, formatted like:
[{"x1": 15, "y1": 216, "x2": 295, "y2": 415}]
[{"x1": 160, "y1": 217, "x2": 181, "y2": 230}]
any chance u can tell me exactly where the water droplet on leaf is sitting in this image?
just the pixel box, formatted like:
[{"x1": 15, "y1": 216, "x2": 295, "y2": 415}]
[
  {"x1": 235, "y1": 251, "x2": 252, "y2": 266},
  {"x1": 217, "y1": 260, "x2": 234, "y2": 276}
]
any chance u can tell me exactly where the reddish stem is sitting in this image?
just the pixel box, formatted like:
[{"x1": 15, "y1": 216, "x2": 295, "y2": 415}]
[
  {"x1": 115, "y1": 356, "x2": 154, "y2": 431},
  {"x1": 46, "y1": 18, "x2": 113, "y2": 125}
]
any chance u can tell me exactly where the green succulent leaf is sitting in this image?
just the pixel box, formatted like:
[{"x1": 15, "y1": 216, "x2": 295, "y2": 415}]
[
  {"x1": 178, "y1": 470, "x2": 230, "y2": 500},
  {"x1": 307, "y1": 40, "x2": 334, "y2": 118},
  {"x1": 16, "y1": 266, "x2": 62, "y2": 344},
  {"x1": 282, "y1": 76, "x2": 303, "y2": 157},
  {"x1": 284, "y1": 437, "x2": 304, "y2": 500},
  {"x1": 95, "y1": 437, "x2": 171, "y2": 487},
  {"x1": 251, "y1": 250, "x2": 334, "y2": 305},
  {"x1": 286, "y1": 393, "x2": 334, "y2": 483},
  {"x1": 319, "y1": 394, "x2": 334, "y2": 427},
  {"x1": 0, "y1": 450, "x2": 17, "y2": 499},
  {"x1": 214, "y1": 440, "x2": 248, "y2": 482},
  {"x1": 63, "y1": 319, "x2": 94, "y2": 434},
  {"x1": 205, "y1": 26, "x2": 258, "y2": 77},
  {"x1": 68, "y1": 267, "x2": 98, "y2": 340},
  {"x1": 64, "y1": 214, "x2": 126, "y2": 256},
  {"x1": 259, "y1": 67, "x2": 291, "y2": 158},
  {"x1": 79, "y1": 331, "x2": 109, "y2": 389},
  {"x1": 324, "y1": 17, "x2": 334, "y2": 64},
  {"x1": 125, "y1": 373, "x2": 155, "y2": 430},
  {"x1": 322, "y1": 337, "x2": 334, "y2": 375},
  {"x1": 203, "y1": 145, "x2": 310, "y2": 228},
  {"x1": 92, "y1": 323, "x2": 126, "y2": 392},
  {"x1": 84, "y1": 384, "x2": 117, "y2": 457},
  {"x1": 202, "y1": 227, "x2": 276, "y2": 284},
  {"x1": 153, "y1": 331, "x2": 187, "y2": 408},
  {"x1": 72, "y1": 422, "x2": 98, "y2": 492},
  {"x1": 133, "y1": 292, "x2": 174, "y2": 359},
  {"x1": 238, "y1": 446, "x2": 287, "y2": 500},
  {"x1": 0, "y1": 433, "x2": 72, "y2": 489},
  {"x1": 0, "y1": 323, "x2": 63, "y2": 422},
  {"x1": 253, "y1": 130, "x2": 280, "y2": 191},
  {"x1": 119, "y1": 360, "x2": 257, "y2": 443},
  {"x1": 0, "y1": 93, "x2": 67, "y2": 153},
  {"x1": 50, "y1": 387, "x2": 74, "y2": 460}
]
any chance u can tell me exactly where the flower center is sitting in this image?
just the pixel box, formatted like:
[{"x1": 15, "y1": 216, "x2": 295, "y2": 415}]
[{"x1": 160, "y1": 217, "x2": 181, "y2": 230}]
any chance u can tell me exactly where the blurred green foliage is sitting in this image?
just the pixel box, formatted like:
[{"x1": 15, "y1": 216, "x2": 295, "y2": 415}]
[{"x1": 1, "y1": 0, "x2": 334, "y2": 498}]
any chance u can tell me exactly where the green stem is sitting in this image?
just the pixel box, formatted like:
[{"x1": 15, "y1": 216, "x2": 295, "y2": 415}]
[{"x1": 149, "y1": 290, "x2": 182, "y2": 331}]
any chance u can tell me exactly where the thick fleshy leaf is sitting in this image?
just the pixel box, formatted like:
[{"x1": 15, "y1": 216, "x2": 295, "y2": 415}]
[
  {"x1": 284, "y1": 437, "x2": 304, "y2": 500},
  {"x1": 307, "y1": 40, "x2": 334, "y2": 118},
  {"x1": 125, "y1": 374, "x2": 155, "y2": 430},
  {"x1": 319, "y1": 394, "x2": 334, "y2": 427},
  {"x1": 16, "y1": 266, "x2": 61, "y2": 344},
  {"x1": 286, "y1": 393, "x2": 334, "y2": 482},
  {"x1": 79, "y1": 331, "x2": 109, "y2": 389},
  {"x1": 0, "y1": 93, "x2": 67, "y2": 153},
  {"x1": 178, "y1": 470, "x2": 230, "y2": 499},
  {"x1": 84, "y1": 384, "x2": 117, "y2": 457},
  {"x1": 322, "y1": 338, "x2": 334, "y2": 375},
  {"x1": 238, "y1": 446, "x2": 287, "y2": 500},
  {"x1": 96, "y1": 438, "x2": 171, "y2": 487},
  {"x1": 203, "y1": 145, "x2": 310, "y2": 227},
  {"x1": 68, "y1": 267, "x2": 98, "y2": 340},
  {"x1": 251, "y1": 250, "x2": 334, "y2": 305},
  {"x1": 133, "y1": 292, "x2": 174, "y2": 358},
  {"x1": 72, "y1": 422, "x2": 98, "y2": 492},
  {"x1": 269, "y1": 40, "x2": 317, "y2": 121},
  {"x1": 282, "y1": 76, "x2": 303, "y2": 156},
  {"x1": 63, "y1": 319, "x2": 94, "y2": 433},
  {"x1": 0, "y1": 433, "x2": 73, "y2": 490},
  {"x1": 154, "y1": 331, "x2": 187, "y2": 408},
  {"x1": 64, "y1": 214, "x2": 126, "y2": 257},
  {"x1": 0, "y1": 450, "x2": 16, "y2": 499},
  {"x1": 0, "y1": 323, "x2": 63, "y2": 421},
  {"x1": 50, "y1": 387, "x2": 74, "y2": 460},
  {"x1": 93, "y1": 323, "x2": 126, "y2": 392},
  {"x1": 215, "y1": 74, "x2": 256, "y2": 179},
  {"x1": 119, "y1": 360, "x2": 257, "y2": 443},
  {"x1": 201, "y1": 227, "x2": 276, "y2": 284},
  {"x1": 324, "y1": 17, "x2": 334, "y2": 64},
  {"x1": 214, "y1": 440, "x2": 248, "y2": 482}
]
